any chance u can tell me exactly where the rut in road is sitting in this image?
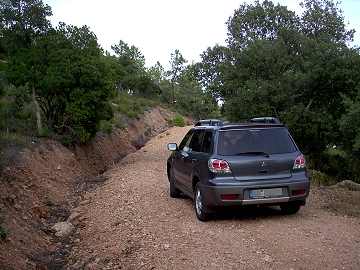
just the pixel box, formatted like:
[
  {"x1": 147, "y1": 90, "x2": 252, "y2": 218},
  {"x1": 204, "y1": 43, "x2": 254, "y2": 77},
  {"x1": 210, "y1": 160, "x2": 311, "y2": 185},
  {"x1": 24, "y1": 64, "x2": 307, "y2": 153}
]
[{"x1": 68, "y1": 126, "x2": 360, "y2": 270}]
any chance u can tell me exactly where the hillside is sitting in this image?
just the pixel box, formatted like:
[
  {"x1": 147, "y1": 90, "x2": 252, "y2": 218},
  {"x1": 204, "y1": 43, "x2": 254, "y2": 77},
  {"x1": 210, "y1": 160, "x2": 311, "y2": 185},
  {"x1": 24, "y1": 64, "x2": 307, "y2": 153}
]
[{"x1": 0, "y1": 107, "x2": 182, "y2": 269}]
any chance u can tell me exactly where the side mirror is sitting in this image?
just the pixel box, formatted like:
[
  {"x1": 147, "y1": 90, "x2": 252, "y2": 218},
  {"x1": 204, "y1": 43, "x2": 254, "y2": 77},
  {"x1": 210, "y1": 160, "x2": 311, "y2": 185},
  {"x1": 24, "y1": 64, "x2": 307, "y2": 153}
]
[{"x1": 167, "y1": 143, "x2": 178, "y2": 151}]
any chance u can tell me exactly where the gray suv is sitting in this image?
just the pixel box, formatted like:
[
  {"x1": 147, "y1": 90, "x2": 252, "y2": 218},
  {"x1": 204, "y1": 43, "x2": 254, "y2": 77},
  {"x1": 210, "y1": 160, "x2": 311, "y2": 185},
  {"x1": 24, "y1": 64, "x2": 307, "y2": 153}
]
[{"x1": 167, "y1": 118, "x2": 310, "y2": 221}]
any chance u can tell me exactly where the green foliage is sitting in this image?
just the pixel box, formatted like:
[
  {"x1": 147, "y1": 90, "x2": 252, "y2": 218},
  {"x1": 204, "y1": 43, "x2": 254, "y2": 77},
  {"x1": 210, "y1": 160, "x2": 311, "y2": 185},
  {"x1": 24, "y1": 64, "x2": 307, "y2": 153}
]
[
  {"x1": 163, "y1": 57, "x2": 220, "y2": 120},
  {"x1": 340, "y1": 89, "x2": 360, "y2": 152},
  {"x1": 167, "y1": 49, "x2": 187, "y2": 84},
  {"x1": 109, "y1": 40, "x2": 160, "y2": 97},
  {"x1": 196, "y1": 0, "x2": 360, "y2": 182},
  {"x1": 227, "y1": 0, "x2": 299, "y2": 50},
  {"x1": 170, "y1": 114, "x2": 185, "y2": 127},
  {"x1": 111, "y1": 40, "x2": 145, "y2": 70},
  {"x1": 310, "y1": 170, "x2": 336, "y2": 186},
  {"x1": 300, "y1": 0, "x2": 355, "y2": 44},
  {"x1": 112, "y1": 93, "x2": 158, "y2": 119},
  {"x1": 6, "y1": 23, "x2": 113, "y2": 143},
  {"x1": 99, "y1": 120, "x2": 113, "y2": 134},
  {"x1": 0, "y1": 0, "x2": 52, "y2": 53},
  {"x1": 148, "y1": 61, "x2": 165, "y2": 84},
  {"x1": 0, "y1": 85, "x2": 37, "y2": 135},
  {"x1": 0, "y1": 0, "x2": 240, "y2": 148}
]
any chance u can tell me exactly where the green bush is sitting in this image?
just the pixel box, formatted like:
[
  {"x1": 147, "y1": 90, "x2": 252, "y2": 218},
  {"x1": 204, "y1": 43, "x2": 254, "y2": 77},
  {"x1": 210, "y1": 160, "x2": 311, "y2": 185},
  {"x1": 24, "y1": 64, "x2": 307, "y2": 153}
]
[
  {"x1": 38, "y1": 127, "x2": 51, "y2": 137},
  {"x1": 310, "y1": 170, "x2": 337, "y2": 186},
  {"x1": 170, "y1": 114, "x2": 185, "y2": 127},
  {"x1": 112, "y1": 93, "x2": 158, "y2": 119},
  {"x1": 0, "y1": 85, "x2": 37, "y2": 136},
  {"x1": 99, "y1": 120, "x2": 113, "y2": 134}
]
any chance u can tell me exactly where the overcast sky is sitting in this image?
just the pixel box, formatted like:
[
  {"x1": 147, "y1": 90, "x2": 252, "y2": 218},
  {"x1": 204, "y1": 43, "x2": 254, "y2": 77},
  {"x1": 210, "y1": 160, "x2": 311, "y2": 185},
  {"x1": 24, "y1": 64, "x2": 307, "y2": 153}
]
[{"x1": 45, "y1": 0, "x2": 360, "y2": 68}]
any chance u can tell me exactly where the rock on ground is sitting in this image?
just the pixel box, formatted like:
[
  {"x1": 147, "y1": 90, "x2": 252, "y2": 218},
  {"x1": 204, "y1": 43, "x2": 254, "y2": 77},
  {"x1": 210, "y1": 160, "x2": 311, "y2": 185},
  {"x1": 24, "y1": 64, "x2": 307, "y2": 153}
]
[{"x1": 52, "y1": 221, "x2": 74, "y2": 238}]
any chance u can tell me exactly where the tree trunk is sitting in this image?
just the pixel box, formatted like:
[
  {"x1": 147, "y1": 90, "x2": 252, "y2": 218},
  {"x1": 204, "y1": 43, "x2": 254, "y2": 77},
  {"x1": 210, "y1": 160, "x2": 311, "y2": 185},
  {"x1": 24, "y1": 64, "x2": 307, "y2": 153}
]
[{"x1": 32, "y1": 87, "x2": 42, "y2": 134}]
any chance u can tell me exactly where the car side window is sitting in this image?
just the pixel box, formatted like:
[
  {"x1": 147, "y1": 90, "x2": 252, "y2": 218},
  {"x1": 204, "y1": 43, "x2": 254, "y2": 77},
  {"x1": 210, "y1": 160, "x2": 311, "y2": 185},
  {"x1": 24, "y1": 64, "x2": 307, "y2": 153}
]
[
  {"x1": 179, "y1": 130, "x2": 193, "y2": 151},
  {"x1": 202, "y1": 131, "x2": 213, "y2": 154},
  {"x1": 189, "y1": 130, "x2": 204, "y2": 152}
]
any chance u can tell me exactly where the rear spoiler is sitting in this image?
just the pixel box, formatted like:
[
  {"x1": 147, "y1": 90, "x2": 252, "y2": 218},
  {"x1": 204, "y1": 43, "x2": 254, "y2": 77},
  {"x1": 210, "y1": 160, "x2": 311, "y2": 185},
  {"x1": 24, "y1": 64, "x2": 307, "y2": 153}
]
[
  {"x1": 219, "y1": 124, "x2": 284, "y2": 130},
  {"x1": 249, "y1": 117, "x2": 281, "y2": 124}
]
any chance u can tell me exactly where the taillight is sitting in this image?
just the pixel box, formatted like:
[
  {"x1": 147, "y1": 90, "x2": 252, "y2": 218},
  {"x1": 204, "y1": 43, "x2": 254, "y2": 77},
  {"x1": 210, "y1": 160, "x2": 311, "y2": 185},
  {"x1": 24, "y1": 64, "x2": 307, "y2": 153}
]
[
  {"x1": 293, "y1": 154, "x2": 306, "y2": 170},
  {"x1": 292, "y1": 189, "x2": 306, "y2": 196},
  {"x1": 221, "y1": 194, "x2": 239, "y2": 200},
  {"x1": 208, "y1": 159, "x2": 231, "y2": 173}
]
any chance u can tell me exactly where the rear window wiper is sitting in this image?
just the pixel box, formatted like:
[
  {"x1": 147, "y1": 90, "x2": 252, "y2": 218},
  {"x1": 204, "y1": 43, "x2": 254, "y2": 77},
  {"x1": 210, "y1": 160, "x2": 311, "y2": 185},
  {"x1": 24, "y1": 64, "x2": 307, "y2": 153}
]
[{"x1": 234, "y1": 151, "x2": 270, "y2": 157}]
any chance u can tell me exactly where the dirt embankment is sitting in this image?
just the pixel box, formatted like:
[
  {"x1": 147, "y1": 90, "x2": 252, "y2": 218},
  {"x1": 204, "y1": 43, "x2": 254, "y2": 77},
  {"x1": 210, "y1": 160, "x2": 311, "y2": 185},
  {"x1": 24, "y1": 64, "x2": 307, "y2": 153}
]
[{"x1": 0, "y1": 107, "x2": 177, "y2": 270}]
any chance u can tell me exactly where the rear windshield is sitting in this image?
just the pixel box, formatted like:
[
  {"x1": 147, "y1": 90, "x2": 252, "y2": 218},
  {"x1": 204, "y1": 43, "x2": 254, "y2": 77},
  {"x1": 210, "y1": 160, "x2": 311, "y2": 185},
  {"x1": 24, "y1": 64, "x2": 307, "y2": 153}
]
[{"x1": 217, "y1": 128, "x2": 297, "y2": 155}]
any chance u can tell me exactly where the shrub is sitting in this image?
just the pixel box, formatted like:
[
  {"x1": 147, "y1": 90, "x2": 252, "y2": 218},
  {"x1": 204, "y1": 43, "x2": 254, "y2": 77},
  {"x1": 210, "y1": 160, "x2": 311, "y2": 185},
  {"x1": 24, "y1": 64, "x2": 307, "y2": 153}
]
[
  {"x1": 99, "y1": 120, "x2": 113, "y2": 134},
  {"x1": 38, "y1": 127, "x2": 51, "y2": 137},
  {"x1": 310, "y1": 170, "x2": 337, "y2": 186},
  {"x1": 170, "y1": 114, "x2": 185, "y2": 127},
  {"x1": 112, "y1": 93, "x2": 158, "y2": 119}
]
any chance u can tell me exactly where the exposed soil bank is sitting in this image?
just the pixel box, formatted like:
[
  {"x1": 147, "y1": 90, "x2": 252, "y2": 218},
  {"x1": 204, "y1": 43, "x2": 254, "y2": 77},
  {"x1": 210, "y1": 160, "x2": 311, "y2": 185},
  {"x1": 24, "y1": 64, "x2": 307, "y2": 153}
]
[{"x1": 0, "y1": 107, "x2": 176, "y2": 270}]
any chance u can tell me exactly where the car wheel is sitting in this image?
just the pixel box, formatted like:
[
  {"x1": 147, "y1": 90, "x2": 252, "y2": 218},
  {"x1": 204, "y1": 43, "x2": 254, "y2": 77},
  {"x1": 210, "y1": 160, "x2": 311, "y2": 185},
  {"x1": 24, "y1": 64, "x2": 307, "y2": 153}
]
[
  {"x1": 169, "y1": 169, "x2": 181, "y2": 198},
  {"x1": 194, "y1": 183, "x2": 210, "y2": 221},
  {"x1": 280, "y1": 202, "x2": 301, "y2": 215}
]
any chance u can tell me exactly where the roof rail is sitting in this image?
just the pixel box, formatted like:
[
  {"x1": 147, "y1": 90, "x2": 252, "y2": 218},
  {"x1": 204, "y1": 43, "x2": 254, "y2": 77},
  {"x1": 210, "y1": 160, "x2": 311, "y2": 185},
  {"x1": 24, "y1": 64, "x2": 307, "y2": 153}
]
[
  {"x1": 249, "y1": 117, "x2": 281, "y2": 124},
  {"x1": 194, "y1": 119, "x2": 223, "y2": 126}
]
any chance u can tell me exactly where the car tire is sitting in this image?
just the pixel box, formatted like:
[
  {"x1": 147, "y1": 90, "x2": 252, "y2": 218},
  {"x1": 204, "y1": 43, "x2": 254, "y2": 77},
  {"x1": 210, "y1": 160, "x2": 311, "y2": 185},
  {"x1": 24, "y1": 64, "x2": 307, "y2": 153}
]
[
  {"x1": 194, "y1": 183, "x2": 211, "y2": 221},
  {"x1": 169, "y1": 169, "x2": 181, "y2": 198},
  {"x1": 280, "y1": 202, "x2": 301, "y2": 215}
]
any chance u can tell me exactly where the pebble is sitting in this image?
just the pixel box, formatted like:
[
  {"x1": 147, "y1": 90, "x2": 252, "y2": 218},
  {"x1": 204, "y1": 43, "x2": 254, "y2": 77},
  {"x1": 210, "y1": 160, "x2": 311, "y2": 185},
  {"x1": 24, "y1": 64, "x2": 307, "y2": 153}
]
[{"x1": 263, "y1": 254, "x2": 273, "y2": 263}]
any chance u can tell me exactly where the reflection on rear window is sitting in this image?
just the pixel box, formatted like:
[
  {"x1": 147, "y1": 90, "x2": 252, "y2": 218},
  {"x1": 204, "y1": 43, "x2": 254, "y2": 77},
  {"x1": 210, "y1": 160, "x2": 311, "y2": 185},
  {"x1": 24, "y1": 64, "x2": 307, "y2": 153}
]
[{"x1": 218, "y1": 128, "x2": 296, "y2": 155}]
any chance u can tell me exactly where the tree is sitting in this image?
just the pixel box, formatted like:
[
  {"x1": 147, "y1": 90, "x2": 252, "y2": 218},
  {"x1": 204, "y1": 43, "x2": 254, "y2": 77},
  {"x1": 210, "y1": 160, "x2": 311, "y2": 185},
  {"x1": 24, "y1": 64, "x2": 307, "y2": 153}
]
[
  {"x1": 111, "y1": 40, "x2": 145, "y2": 71},
  {"x1": 0, "y1": 0, "x2": 52, "y2": 52},
  {"x1": 109, "y1": 40, "x2": 159, "y2": 97},
  {"x1": 226, "y1": 0, "x2": 299, "y2": 50},
  {"x1": 300, "y1": 0, "x2": 355, "y2": 44},
  {"x1": 166, "y1": 49, "x2": 187, "y2": 104},
  {"x1": 199, "y1": 0, "x2": 360, "y2": 179},
  {"x1": 148, "y1": 61, "x2": 165, "y2": 84},
  {"x1": 167, "y1": 49, "x2": 187, "y2": 83},
  {"x1": 340, "y1": 88, "x2": 360, "y2": 153},
  {"x1": 1, "y1": 0, "x2": 53, "y2": 133},
  {"x1": 7, "y1": 23, "x2": 113, "y2": 143},
  {"x1": 196, "y1": 45, "x2": 228, "y2": 100}
]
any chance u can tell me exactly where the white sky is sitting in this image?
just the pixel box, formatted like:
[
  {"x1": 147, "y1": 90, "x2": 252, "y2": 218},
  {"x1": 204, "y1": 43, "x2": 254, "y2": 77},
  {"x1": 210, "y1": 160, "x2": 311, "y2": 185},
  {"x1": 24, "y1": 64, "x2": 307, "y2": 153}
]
[{"x1": 45, "y1": 0, "x2": 360, "y2": 68}]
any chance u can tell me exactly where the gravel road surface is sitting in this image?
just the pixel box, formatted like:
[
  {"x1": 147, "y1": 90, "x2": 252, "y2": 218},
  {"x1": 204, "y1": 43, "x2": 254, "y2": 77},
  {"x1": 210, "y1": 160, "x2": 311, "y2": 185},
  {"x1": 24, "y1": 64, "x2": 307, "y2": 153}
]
[{"x1": 68, "y1": 126, "x2": 360, "y2": 270}]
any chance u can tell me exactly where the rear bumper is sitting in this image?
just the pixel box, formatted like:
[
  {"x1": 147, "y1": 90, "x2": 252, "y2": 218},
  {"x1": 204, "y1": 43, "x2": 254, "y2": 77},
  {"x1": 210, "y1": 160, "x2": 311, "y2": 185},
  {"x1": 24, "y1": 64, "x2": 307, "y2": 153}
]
[{"x1": 200, "y1": 178, "x2": 310, "y2": 208}]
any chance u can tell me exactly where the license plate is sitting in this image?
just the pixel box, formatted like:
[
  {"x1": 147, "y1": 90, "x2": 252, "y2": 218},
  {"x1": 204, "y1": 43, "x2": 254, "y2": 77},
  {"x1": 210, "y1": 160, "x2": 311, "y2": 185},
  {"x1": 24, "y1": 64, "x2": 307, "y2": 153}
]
[{"x1": 249, "y1": 188, "x2": 283, "y2": 199}]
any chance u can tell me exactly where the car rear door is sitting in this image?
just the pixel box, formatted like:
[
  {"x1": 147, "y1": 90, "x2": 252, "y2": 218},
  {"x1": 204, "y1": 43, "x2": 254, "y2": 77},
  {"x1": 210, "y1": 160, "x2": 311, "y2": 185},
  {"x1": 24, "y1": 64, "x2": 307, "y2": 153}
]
[
  {"x1": 172, "y1": 130, "x2": 193, "y2": 189},
  {"x1": 179, "y1": 130, "x2": 206, "y2": 191}
]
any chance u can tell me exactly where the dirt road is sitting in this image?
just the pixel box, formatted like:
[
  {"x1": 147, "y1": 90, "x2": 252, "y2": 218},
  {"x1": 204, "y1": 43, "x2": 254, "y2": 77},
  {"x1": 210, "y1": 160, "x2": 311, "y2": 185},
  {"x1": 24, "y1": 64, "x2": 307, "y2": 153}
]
[{"x1": 68, "y1": 126, "x2": 360, "y2": 270}]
